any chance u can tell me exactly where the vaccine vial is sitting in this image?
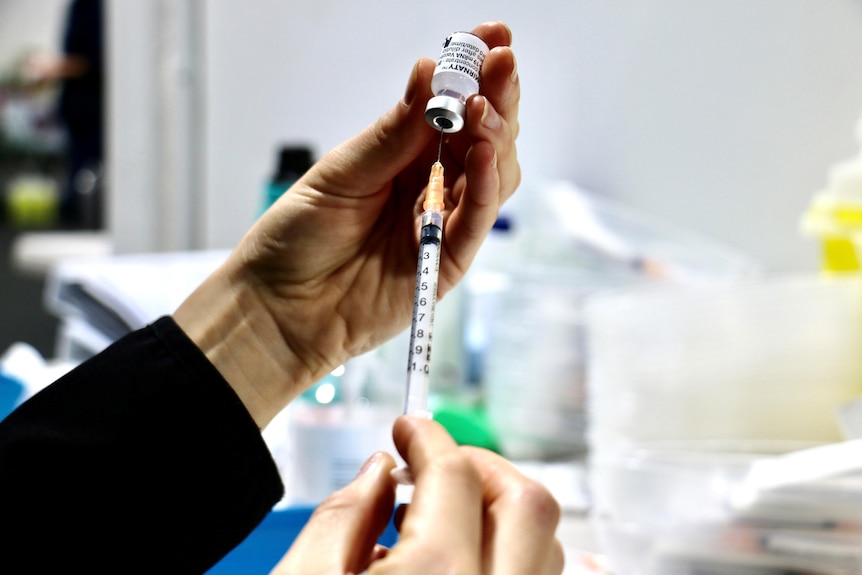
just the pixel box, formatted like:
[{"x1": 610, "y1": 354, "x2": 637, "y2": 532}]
[{"x1": 425, "y1": 32, "x2": 490, "y2": 133}]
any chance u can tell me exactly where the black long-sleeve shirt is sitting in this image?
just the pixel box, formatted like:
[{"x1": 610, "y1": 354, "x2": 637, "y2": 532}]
[{"x1": 0, "y1": 317, "x2": 284, "y2": 573}]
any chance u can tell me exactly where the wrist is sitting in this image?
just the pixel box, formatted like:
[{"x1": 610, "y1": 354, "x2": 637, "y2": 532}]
[{"x1": 173, "y1": 262, "x2": 311, "y2": 428}]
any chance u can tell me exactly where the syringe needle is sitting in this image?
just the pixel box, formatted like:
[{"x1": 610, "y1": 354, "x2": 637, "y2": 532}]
[{"x1": 436, "y1": 128, "x2": 444, "y2": 163}]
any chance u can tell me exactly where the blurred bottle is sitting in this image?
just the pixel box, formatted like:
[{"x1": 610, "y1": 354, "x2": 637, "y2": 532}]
[
  {"x1": 276, "y1": 354, "x2": 401, "y2": 504},
  {"x1": 261, "y1": 145, "x2": 313, "y2": 215}
]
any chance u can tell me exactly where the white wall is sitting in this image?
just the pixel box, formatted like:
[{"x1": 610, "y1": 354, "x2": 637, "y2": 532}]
[
  {"x1": 109, "y1": 0, "x2": 862, "y2": 273},
  {"x1": 0, "y1": 0, "x2": 67, "y2": 71}
]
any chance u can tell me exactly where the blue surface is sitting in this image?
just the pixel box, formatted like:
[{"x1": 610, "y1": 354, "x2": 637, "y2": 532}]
[
  {"x1": 207, "y1": 505, "x2": 400, "y2": 574},
  {"x1": 0, "y1": 373, "x2": 24, "y2": 422}
]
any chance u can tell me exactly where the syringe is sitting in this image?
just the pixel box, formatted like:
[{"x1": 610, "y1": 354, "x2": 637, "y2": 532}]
[{"x1": 404, "y1": 143, "x2": 446, "y2": 418}]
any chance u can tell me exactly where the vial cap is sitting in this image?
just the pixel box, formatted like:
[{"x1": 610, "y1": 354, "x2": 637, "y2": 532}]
[{"x1": 425, "y1": 95, "x2": 465, "y2": 133}]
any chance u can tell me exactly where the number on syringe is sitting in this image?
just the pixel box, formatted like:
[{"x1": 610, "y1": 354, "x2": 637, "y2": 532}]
[{"x1": 409, "y1": 362, "x2": 430, "y2": 374}]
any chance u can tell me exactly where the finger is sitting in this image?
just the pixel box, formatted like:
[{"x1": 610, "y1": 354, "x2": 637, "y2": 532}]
[
  {"x1": 470, "y1": 21, "x2": 513, "y2": 50},
  {"x1": 480, "y1": 46, "x2": 520, "y2": 139},
  {"x1": 387, "y1": 416, "x2": 483, "y2": 573},
  {"x1": 465, "y1": 93, "x2": 520, "y2": 202},
  {"x1": 546, "y1": 540, "x2": 566, "y2": 575},
  {"x1": 462, "y1": 446, "x2": 563, "y2": 575},
  {"x1": 271, "y1": 451, "x2": 397, "y2": 575},
  {"x1": 302, "y1": 58, "x2": 437, "y2": 198},
  {"x1": 440, "y1": 138, "x2": 501, "y2": 281},
  {"x1": 440, "y1": 90, "x2": 522, "y2": 284}
]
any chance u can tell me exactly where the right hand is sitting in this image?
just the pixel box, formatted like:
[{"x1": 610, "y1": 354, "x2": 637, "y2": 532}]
[{"x1": 272, "y1": 416, "x2": 564, "y2": 575}]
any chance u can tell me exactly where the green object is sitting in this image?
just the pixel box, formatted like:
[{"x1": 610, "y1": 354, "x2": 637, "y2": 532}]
[{"x1": 432, "y1": 397, "x2": 499, "y2": 452}]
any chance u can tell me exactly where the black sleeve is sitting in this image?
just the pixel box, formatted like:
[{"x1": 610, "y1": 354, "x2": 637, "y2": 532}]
[{"x1": 0, "y1": 317, "x2": 285, "y2": 574}]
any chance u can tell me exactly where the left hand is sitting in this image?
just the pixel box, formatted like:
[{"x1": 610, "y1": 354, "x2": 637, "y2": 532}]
[{"x1": 175, "y1": 22, "x2": 520, "y2": 427}]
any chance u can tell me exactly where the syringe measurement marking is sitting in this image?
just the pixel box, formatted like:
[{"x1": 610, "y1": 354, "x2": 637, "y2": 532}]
[
  {"x1": 408, "y1": 240, "x2": 439, "y2": 375},
  {"x1": 405, "y1": 215, "x2": 442, "y2": 416}
]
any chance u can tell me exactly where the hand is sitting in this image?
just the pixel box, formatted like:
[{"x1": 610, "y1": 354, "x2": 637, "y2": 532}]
[
  {"x1": 175, "y1": 22, "x2": 520, "y2": 427},
  {"x1": 271, "y1": 416, "x2": 564, "y2": 575}
]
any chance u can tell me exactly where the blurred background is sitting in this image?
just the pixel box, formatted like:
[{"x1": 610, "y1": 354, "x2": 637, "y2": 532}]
[
  {"x1": 3, "y1": 1, "x2": 862, "y2": 573},
  {"x1": 2, "y1": 0, "x2": 862, "y2": 351}
]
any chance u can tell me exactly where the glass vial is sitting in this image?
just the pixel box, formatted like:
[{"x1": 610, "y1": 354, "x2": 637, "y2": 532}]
[{"x1": 425, "y1": 32, "x2": 490, "y2": 133}]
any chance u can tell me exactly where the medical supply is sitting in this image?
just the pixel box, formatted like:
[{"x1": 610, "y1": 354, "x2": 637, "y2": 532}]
[
  {"x1": 425, "y1": 32, "x2": 488, "y2": 133},
  {"x1": 404, "y1": 158, "x2": 445, "y2": 418}
]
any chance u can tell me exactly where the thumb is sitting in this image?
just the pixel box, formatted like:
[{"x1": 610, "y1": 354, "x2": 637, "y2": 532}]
[
  {"x1": 270, "y1": 451, "x2": 398, "y2": 575},
  {"x1": 305, "y1": 58, "x2": 437, "y2": 196}
]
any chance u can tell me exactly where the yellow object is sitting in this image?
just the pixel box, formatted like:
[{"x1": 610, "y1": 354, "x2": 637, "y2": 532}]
[
  {"x1": 802, "y1": 196, "x2": 862, "y2": 273},
  {"x1": 5, "y1": 175, "x2": 58, "y2": 228},
  {"x1": 802, "y1": 112, "x2": 862, "y2": 272},
  {"x1": 801, "y1": 112, "x2": 862, "y2": 273},
  {"x1": 821, "y1": 238, "x2": 859, "y2": 272},
  {"x1": 423, "y1": 161, "x2": 445, "y2": 212}
]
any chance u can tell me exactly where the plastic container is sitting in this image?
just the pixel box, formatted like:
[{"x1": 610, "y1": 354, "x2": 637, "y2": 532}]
[
  {"x1": 589, "y1": 441, "x2": 862, "y2": 575},
  {"x1": 585, "y1": 275, "x2": 862, "y2": 448},
  {"x1": 477, "y1": 179, "x2": 759, "y2": 460}
]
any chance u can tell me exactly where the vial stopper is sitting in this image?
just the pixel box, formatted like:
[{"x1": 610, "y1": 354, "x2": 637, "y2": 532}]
[{"x1": 425, "y1": 95, "x2": 465, "y2": 133}]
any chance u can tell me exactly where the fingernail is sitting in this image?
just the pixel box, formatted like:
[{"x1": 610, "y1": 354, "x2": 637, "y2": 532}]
[
  {"x1": 498, "y1": 21, "x2": 513, "y2": 45},
  {"x1": 480, "y1": 96, "x2": 501, "y2": 130},
  {"x1": 357, "y1": 452, "x2": 383, "y2": 478},
  {"x1": 402, "y1": 60, "x2": 420, "y2": 107}
]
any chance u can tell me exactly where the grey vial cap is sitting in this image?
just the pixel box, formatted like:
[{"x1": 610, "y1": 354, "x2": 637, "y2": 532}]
[{"x1": 425, "y1": 95, "x2": 465, "y2": 133}]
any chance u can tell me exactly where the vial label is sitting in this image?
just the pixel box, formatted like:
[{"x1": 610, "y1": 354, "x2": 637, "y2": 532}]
[{"x1": 436, "y1": 33, "x2": 488, "y2": 84}]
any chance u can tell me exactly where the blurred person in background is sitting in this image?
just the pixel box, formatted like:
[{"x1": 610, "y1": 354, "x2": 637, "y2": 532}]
[{"x1": 25, "y1": 0, "x2": 103, "y2": 227}]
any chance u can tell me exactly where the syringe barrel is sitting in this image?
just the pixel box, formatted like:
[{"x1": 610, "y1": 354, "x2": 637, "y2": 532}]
[{"x1": 405, "y1": 210, "x2": 444, "y2": 418}]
